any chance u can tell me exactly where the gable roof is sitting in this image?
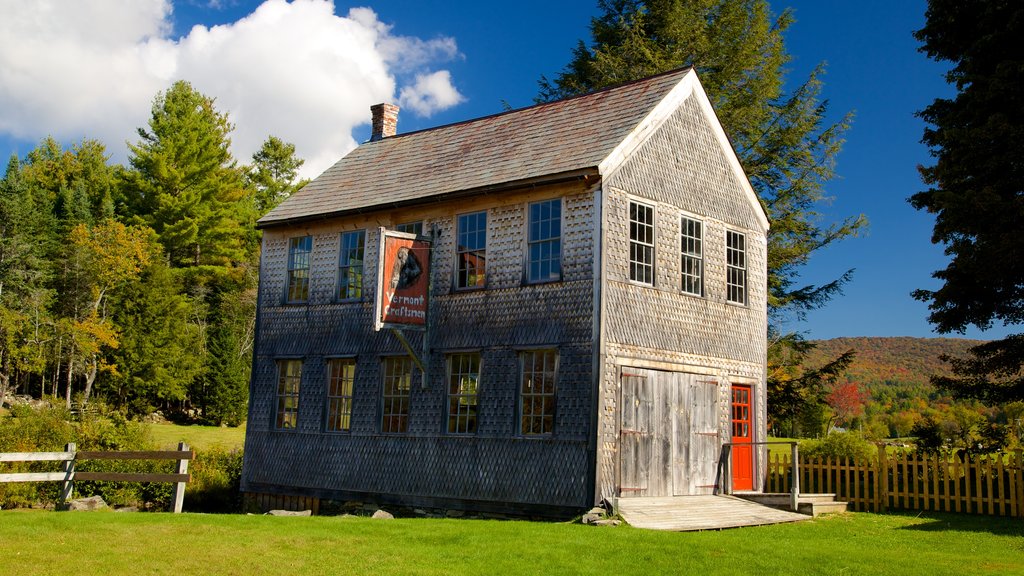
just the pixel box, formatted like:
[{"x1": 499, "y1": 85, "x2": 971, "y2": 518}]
[{"x1": 258, "y1": 67, "x2": 767, "y2": 230}]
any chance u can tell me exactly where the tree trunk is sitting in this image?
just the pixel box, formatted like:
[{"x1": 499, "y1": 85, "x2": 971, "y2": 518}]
[
  {"x1": 65, "y1": 359, "x2": 73, "y2": 410},
  {"x1": 82, "y1": 355, "x2": 97, "y2": 408},
  {"x1": 0, "y1": 370, "x2": 10, "y2": 412}
]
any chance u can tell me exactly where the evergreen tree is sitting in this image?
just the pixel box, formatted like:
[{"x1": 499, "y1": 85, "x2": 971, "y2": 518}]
[
  {"x1": 103, "y1": 260, "x2": 202, "y2": 415},
  {"x1": 540, "y1": 0, "x2": 865, "y2": 427},
  {"x1": 245, "y1": 136, "x2": 307, "y2": 215},
  {"x1": 911, "y1": 0, "x2": 1024, "y2": 404},
  {"x1": 122, "y1": 81, "x2": 249, "y2": 270}
]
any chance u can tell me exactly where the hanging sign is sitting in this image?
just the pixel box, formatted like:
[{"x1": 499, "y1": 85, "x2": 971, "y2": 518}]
[{"x1": 374, "y1": 228, "x2": 431, "y2": 331}]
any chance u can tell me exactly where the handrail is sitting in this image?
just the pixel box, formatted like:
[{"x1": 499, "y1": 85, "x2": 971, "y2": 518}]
[{"x1": 717, "y1": 441, "x2": 800, "y2": 511}]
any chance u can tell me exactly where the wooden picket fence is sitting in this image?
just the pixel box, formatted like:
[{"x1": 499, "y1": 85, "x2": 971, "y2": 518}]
[{"x1": 765, "y1": 446, "x2": 1024, "y2": 517}]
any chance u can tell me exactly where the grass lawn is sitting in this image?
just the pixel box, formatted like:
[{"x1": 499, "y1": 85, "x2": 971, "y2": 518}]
[
  {"x1": 146, "y1": 423, "x2": 246, "y2": 451},
  {"x1": 1, "y1": 510, "x2": 1020, "y2": 575}
]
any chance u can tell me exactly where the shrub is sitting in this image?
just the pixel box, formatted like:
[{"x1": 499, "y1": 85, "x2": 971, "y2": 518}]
[
  {"x1": 184, "y1": 447, "x2": 244, "y2": 513},
  {"x1": 800, "y1": 431, "x2": 875, "y2": 463}
]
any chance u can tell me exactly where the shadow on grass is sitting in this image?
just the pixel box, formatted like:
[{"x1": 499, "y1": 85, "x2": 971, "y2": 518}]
[{"x1": 892, "y1": 510, "x2": 1024, "y2": 537}]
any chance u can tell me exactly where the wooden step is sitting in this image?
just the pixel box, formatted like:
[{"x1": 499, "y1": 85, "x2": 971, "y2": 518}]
[{"x1": 798, "y1": 500, "x2": 848, "y2": 517}]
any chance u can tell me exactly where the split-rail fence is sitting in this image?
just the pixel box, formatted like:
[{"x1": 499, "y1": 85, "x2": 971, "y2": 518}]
[
  {"x1": 766, "y1": 446, "x2": 1024, "y2": 518},
  {"x1": 0, "y1": 442, "x2": 193, "y2": 512}
]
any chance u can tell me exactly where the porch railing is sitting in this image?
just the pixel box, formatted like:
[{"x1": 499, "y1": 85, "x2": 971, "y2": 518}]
[{"x1": 717, "y1": 441, "x2": 800, "y2": 511}]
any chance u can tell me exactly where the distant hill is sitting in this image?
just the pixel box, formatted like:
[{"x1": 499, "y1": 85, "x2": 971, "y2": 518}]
[{"x1": 804, "y1": 336, "x2": 985, "y2": 388}]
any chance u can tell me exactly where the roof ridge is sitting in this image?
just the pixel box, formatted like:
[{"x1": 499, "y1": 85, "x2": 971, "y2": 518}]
[{"x1": 371, "y1": 66, "x2": 695, "y2": 142}]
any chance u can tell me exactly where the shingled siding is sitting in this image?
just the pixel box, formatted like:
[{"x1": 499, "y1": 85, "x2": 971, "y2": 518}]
[
  {"x1": 241, "y1": 183, "x2": 599, "y2": 512},
  {"x1": 594, "y1": 94, "x2": 768, "y2": 502}
]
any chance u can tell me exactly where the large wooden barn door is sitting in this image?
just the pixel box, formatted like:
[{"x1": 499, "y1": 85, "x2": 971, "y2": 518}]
[
  {"x1": 619, "y1": 369, "x2": 719, "y2": 497},
  {"x1": 685, "y1": 376, "x2": 720, "y2": 495},
  {"x1": 620, "y1": 371, "x2": 653, "y2": 496}
]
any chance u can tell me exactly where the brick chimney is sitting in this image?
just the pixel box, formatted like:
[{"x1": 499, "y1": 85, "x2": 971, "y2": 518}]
[{"x1": 370, "y1": 103, "x2": 399, "y2": 141}]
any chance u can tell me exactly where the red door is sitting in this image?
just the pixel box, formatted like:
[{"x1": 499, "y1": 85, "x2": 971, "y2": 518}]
[{"x1": 731, "y1": 384, "x2": 754, "y2": 491}]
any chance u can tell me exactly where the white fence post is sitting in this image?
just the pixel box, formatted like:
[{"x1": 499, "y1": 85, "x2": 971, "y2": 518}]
[
  {"x1": 171, "y1": 442, "x2": 190, "y2": 513},
  {"x1": 791, "y1": 442, "x2": 800, "y2": 511},
  {"x1": 60, "y1": 442, "x2": 75, "y2": 503}
]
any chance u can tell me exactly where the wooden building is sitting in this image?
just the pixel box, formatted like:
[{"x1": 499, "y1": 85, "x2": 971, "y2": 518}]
[{"x1": 241, "y1": 67, "x2": 769, "y2": 516}]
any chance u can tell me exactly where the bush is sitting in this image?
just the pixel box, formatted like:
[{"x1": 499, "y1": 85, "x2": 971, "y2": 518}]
[
  {"x1": 184, "y1": 447, "x2": 244, "y2": 513},
  {"x1": 800, "y1": 431, "x2": 875, "y2": 463},
  {"x1": 1, "y1": 404, "x2": 244, "y2": 512}
]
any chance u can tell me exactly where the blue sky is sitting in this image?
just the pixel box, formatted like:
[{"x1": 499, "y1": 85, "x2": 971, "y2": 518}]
[{"x1": 0, "y1": 0, "x2": 1011, "y2": 342}]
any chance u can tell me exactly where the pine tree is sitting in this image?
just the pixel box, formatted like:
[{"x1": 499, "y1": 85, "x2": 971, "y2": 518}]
[
  {"x1": 245, "y1": 136, "x2": 307, "y2": 215},
  {"x1": 122, "y1": 81, "x2": 250, "y2": 270},
  {"x1": 540, "y1": 0, "x2": 865, "y2": 427},
  {"x1": 911, "y1": 0, "x2": 1024, "y2": 404}
]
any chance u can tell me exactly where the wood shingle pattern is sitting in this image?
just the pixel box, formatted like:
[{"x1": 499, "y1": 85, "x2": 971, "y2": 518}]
[{"x1": 257, "y1": 68, "x2": 691, "y2": 227}]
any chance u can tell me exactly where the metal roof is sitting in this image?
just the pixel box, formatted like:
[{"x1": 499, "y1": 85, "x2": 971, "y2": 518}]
[{"x1": 257, "y1": 68, "x2": 693, "y2": 228}]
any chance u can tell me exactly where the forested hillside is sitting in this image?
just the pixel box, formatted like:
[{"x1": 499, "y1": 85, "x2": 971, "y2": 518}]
[
  {"x1": 805, "y1": 337, "x2": 983, "y2": 388},
  {"x1": 792, "y1": 337, "x2": 1021, "y2": 447}
]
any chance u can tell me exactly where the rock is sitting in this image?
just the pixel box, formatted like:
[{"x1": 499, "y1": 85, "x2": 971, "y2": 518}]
[
  {"x1": 114, "y1": 506, "x2": 140, "y2": 513},
  {"x1": 593, "y1": 519, "x2": 622, "y2": 527},
  {"x1": 67, "y1": 496, "x2": 108, "y2": 512},
  {"x1": 588, "y1": 506, "x2": 606, "y2": 515},
  {"x1": 445, "y1": 509, "x2": 464, "y2": 518},
  {"x1": 371, "y1": 509, "x2": 394, "y2": 520},
  {"x1": 582, "y1": 513, "x2": 602, "y2": 524},
  {"x1": 267, "y1": 509, "x2": 312, "y2": 516}
]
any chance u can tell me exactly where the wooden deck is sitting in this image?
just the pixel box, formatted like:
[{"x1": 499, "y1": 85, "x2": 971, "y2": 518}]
[{"x1": 612, "y1": 495, "x2": 810, "y2": 531}]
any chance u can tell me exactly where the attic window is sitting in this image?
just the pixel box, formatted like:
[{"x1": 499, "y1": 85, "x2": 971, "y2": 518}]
[
  {"x1": 726, "y1": 230, "x2": 747, "y2": 305},
  {"x1": 680, "y1": 216, "x2": 703, "y2": 296},
  {"x1": 629, "y1": 201, "x2": 655, "y2": 285}
]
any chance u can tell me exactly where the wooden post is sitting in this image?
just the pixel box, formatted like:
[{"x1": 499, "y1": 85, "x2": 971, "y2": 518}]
[
  {"x1": 1016, "y1": 449, "x2": 1023, "y2": 518},
  {"x1": 172, "y1": 442, "x2": 189, "y2": 513},
  {"x1": 790, "y1": 442, "x2": 799, "y2": 512},
  {"x1": 60, "y1": 442, "x2": 75, "y2": 503},
  {"x1": 877, "y1": 444, "x2": 888, "y2": 512}
]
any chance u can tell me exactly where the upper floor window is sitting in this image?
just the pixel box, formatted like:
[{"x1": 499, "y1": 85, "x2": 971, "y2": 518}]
[
  {"x1": 338, "y1": 230, "x2": 365, "y2": 300},
  {"x1": 680, "y1": 216, "x2": 703, "y2": 296},
  {"x1": 520, "y1": 349, "x2": 557, "y2": 436},
  {"x1": 527, "y1": 199, "x2": 562, "y2": 283},
  {"x1": 456, "y1": 211, "x2": 487, "y2": 289},
  {"x1": 447, "y1": 353, "x2": 481, "y2": 434},
  {"x1": 395, "y1": 221, "x2": 423, "y2": 235},
  {"x1": 381, "y1": 356, "x2": 413, "y2": 433},
  {"x1": 325, "y1": 358, "x2": 355, "y2": 432},
  {"x1": 276, "y1": 359, "x2": 302, "y2": 430},
  {"x1": 286, "y1": 236, "x2": 312, "y2": 303},
  {"x1": 726, "y1": 230, "x2": 747, "y2": 305},
  {"x1": 629, "y1": 201, "x2": 655, "y2": 285}
]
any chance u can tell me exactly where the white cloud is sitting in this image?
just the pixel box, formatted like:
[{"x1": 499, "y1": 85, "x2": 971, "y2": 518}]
[
  {"x1": 399, "y1": 71, "x2": 466, "y2": 117},
  {"x1": 0, "y1": 0, "x2": 465, "y2": 178}
]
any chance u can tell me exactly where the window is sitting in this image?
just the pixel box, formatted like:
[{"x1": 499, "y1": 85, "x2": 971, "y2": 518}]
[
  {"x1": 520, "y1": 350, "x2": 557, "y2": 435},
  {"x1": 338, "y1": 230, "x2": 365, "y2": 300},
  {"x1": 395, "y1": 221, "x2": 423, "y2": 235},
  {"x1": 527, "y1": 199, "x2": 562, "y2": 283},
  {"x1": 275, "y1": 360, "x2": 302, "y2": 429},
  {"x1": 447, "y1": 353, "x2": 481, "y2": 434},
  {"x1": 456, "y1": 211, "x2": 487, "y2": 289},
  {"x1": 326, "y1": 358, "x2": 355, "y2": 432},
  {"x1": 286, "y1": 236, "x2": 312, "y2": 303},
  {"x1": 381, "y1": 356, "x2": 412, "y2": 433},
  {"x1": 629, "y1": 201, "x2": 655, "y2": 285},
  {"x1": 726, "y1": 230, "x2": 747, "y2": 305},
  {"x1": 680, "y1": 216, "x2": 703, "y2": 296}
]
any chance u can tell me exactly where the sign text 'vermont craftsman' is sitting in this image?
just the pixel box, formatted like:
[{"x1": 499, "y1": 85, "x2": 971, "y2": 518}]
[{"x1": 376, "y1": 230, "x2": 430, "y2": 330}]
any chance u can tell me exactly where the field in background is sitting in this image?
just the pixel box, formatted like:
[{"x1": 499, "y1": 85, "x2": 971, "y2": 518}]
[
  {"x1": 147, "y1": 423, "x2": 246, "y2": 451},
  {"x1": 1, "y1": 510, "x2": 1020, "y2": 575}
]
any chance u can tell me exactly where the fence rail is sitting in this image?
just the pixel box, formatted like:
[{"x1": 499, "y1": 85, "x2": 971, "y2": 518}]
[
  {"x1": 765, "y1": 446, "x2": 1024, "y2": 518},
  {"x1": 0, "y1": 442, "x2": 193, "y2": 512}
]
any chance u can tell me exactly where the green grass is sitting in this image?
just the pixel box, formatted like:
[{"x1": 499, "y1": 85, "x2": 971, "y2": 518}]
[
  {"x1": 0, "y1": 510, "x2": 1020, "y2": 575},
  {"x1": 146, "y1": 423, "x2": 246, "y2": 451}
]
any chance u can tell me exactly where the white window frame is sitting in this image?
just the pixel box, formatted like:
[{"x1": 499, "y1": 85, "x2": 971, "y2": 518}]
[
  {"x1": 629, "y1": 201, "x2": 655, "y2": 285},
  {"x1": 526, "y1": 198, "x2": 563, "y2": 284},
  {"x1": 680, "y1": 216, "x2": 704, "y2": 296},
  {"x1": 726, "y1": 229, "x2": 747, "y2": 305}
]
